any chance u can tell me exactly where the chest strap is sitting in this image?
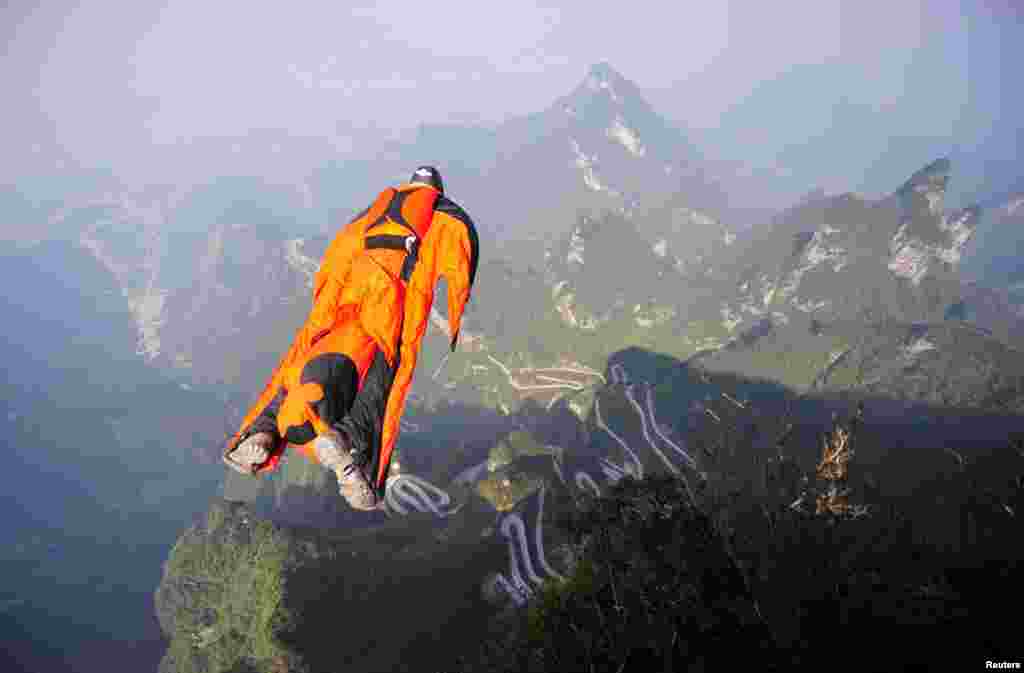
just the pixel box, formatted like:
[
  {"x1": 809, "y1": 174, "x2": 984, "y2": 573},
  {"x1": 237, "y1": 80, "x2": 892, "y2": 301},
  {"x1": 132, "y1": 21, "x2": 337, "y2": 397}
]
[{"x1": 365, "y1": 234, "x2": 420, "y2": 282}]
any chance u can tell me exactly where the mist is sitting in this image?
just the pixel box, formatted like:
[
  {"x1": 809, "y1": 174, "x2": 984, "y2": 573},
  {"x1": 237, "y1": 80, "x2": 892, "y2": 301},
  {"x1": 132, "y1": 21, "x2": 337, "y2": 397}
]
[{"x1": 3, "y1": 1, "x2": 1020, "y2": 212}]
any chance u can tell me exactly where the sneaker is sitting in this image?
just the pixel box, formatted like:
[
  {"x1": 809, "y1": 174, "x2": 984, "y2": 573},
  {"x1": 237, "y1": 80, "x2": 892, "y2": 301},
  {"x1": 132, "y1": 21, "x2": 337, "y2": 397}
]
[
  {"x1": 337, "y1": 462, "x2": 382, "y2": 512},
  {"x1": 223, "y1": 432, "x2": 273, "y2": 475},
  {"x1": 314, "y1": 430, "x2": 380, "y2": 511}
]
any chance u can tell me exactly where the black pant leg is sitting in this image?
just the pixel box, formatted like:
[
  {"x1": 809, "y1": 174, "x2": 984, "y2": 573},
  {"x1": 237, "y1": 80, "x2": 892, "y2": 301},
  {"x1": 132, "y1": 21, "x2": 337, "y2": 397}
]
[{"x1": 338, "y1": 349, "x2": 398, "y2": 486}]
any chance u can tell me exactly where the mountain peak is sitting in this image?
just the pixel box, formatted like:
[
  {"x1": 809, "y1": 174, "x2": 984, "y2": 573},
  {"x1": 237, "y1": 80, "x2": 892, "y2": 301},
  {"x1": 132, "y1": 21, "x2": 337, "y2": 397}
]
[
  {"x1": 579, "y1": 62, "x2": 632, "y2": 96},
  {"x1": 898, "y1": 157, "x2": 952, "y2": 196},
  {"x1": 553, "y1": 65, "x2": 648, "y2": 153},
  {"x1": 587, "y1": 62, "x2": 626, "y2": 83}
]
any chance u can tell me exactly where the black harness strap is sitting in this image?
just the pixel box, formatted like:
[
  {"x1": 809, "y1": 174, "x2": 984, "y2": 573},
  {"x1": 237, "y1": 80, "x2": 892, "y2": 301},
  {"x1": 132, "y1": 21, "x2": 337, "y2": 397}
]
[
  {"x1": 364, "y1": 234, "x2": 410, "y2": 251},
  {"x1": 365, "y1": 233, "x2": 420, "y2": 282}
]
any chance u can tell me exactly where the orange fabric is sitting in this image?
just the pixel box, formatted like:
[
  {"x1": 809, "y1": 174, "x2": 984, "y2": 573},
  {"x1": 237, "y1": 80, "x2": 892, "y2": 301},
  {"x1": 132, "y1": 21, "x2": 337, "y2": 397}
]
[
  {"x1": 227, "y1": 182, "x2": 476, "y2": 490},
  {"x1": 228, "y1": 186, "x2": 396, "y2": 452},
  {"x1": 276, "y1": 382, "x2": 326, "y2": 463},
  {"x1": 394, "y1": 185, "x2": 439, "y2": 238},
  {"x1": 313, "y1": 187, "x2": 393, "y2": 302},
  {"x1": 227, "y1": 271, "x2": 347, "y2": 463}
]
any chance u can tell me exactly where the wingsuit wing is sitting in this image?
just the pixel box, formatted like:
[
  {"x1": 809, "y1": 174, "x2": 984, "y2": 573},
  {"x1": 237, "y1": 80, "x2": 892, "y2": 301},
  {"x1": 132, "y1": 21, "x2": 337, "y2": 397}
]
[
  {"x1": 374, "y1": 196, "x2": 479, "y2": 488},
  {"x1": 226, "y1": 189, "x2": 397, "y2": 469}
]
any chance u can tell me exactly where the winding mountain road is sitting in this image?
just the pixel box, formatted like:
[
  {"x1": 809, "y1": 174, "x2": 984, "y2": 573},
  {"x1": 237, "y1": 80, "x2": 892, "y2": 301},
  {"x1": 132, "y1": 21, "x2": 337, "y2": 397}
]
[{"x1": 388, "y1": 359, "x2": 701, "y2": 606}]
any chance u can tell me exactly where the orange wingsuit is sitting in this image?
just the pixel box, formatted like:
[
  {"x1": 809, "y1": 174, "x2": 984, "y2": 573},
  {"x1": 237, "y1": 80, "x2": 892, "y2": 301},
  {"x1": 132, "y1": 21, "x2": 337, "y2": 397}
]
[{"x1": 224, "y1": 174, "x2": 479, "y2": 492}]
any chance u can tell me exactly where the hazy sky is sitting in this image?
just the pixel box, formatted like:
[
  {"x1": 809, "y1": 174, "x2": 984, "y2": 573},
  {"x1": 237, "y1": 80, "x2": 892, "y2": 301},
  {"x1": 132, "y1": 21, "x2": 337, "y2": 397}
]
[{"x1": 2, "y1": 0, "x2": 1020, "y2": 200}]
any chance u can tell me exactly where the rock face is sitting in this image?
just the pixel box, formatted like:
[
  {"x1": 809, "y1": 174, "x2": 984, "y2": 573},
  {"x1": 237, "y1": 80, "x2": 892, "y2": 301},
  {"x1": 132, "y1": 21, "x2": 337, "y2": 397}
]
[
  {"x1": 154, "y1": 497, "x2": 507, "y2": 673},
  {"x1": 62, "y1": 177, "x2": 322, "y2": 379},
  {"x1": 543, "y1": 212, "x2": 667, "y2": 330},
  {"x1": 154, "y1": 502, "x2": 307, "y2": 673},
  {"x1": 887, "y1": 160, "x2": 977, "y2": 286},
  {"x1": 638, "y1": 197, "x2": 739, "y2": 281},
  {"x1": 711, "y1": 159, "x2": 981, "y2": 339},
  {"x1": 647, "y1": 159, "x2": 1013, "y2": 404},
  {"x1": 81, "y1": 203, "x2": 326, "y2": 388}
]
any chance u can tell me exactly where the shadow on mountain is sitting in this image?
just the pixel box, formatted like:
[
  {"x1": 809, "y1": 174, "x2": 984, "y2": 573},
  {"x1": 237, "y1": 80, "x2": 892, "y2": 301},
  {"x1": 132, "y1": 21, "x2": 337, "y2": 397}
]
[
  {"x1": 276, "y1": 501, "x2": 509, "y2": 673},
  {"x1": 608, "y1": 342, "x2": 1023, "y2": 456},
  {"x1": 579, "y1": 345, "x2": 1023, "y2": 670},
  {"x1": 157, "y1": 343, "x2": 1022, "y2": 672}
]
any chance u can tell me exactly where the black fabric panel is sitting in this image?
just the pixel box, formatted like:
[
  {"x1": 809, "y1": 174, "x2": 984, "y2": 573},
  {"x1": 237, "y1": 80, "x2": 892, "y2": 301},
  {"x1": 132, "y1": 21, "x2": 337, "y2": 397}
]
[
  {"x1": 434, "y1": 195, "x2": 480, "y2": 288},
  {"x1": 300, "y1": 352, "x2": 359, "y2": 430},
  {"x1": 338, "y1": 349, "x2": 399, "y2": 493},
  {"x1": 281, "y1": 352, "x2": 360, "y2": 446},
  {"x1": 284, "y1": 421, "x2": 316, "y2": 446}
]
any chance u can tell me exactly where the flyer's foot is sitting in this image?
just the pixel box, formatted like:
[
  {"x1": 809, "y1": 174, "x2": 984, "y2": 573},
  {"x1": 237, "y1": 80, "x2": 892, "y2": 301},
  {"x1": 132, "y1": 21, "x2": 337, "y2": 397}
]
[
  {"x1": 223, "y1": 432, "x2": 274, "y2": 475},
  {"x1": 314, "y1": 429, "x2": 380, "y2": 512}
]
